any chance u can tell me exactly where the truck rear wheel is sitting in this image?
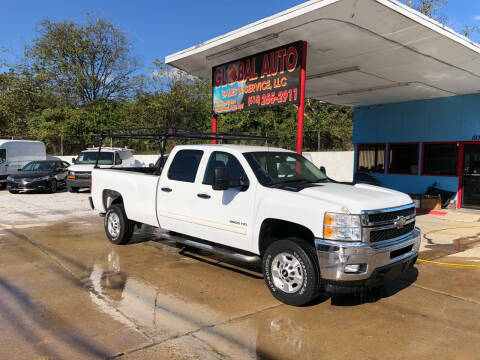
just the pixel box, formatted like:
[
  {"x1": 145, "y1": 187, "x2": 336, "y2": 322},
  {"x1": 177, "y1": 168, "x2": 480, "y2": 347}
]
[
  {"x1": 263, "y1": 237, "x2": 321, "y2": 306},
  {"x1": 104, "y1": 204, "x2": 134, "y2": 245}
]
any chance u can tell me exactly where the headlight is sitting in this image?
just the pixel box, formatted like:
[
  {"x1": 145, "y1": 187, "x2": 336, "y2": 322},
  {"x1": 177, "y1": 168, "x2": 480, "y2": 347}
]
[
  {"x1": 68, "y1": 171, "x2": 75, "y2": 176},
  {"x1": 6, "y1": 176, "x2": 13, "y2": 181},
  {"x1": 323, "y1": 212, "x2": 362, "y2": 241}
]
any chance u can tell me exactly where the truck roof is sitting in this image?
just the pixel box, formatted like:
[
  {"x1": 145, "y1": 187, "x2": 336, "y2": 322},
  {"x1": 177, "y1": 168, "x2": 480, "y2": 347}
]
[
  {"x1": 0, "y1": 139, "x2": 45, "y2": 147},
  {"x1": 83, "y1": 147, "x2": 133, "y2": 152},
  {"x1": 173, "y1": 144, "x2": 293, "y2": 153}
]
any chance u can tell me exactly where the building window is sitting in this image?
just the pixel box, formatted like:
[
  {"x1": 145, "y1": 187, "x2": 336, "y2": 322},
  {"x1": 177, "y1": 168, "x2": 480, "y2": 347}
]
[
  {"x1": 422, "y1": 143, "x2": 458, "y2": 176},
  {"x1": 357, "y1": 144, "x2": 385, "y2": 173},
  {"x1": 388, "y1": 144, "x2": 419, "y2": 174}
]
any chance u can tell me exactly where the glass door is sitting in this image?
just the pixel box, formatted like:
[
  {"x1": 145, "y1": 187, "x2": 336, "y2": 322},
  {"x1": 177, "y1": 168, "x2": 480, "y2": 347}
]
[{"x1": 462, "y1": 144, "x2": 480, "y2": 209}]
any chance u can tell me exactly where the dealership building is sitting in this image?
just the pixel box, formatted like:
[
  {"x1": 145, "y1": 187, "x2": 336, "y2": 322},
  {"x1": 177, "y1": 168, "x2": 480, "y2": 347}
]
[{"x1": 166, "y1": 0, "x2": 480, "y2": 209}]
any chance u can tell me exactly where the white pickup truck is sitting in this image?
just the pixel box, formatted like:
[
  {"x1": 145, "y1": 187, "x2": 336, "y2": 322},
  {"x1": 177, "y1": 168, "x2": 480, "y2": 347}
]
[{"x1": 90, "y1": 144, "x2": 420, "y2": 306}]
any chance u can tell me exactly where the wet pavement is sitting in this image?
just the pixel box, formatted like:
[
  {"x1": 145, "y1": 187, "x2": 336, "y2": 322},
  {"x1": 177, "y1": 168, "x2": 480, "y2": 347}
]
[{"x1": 1, "y1": 192, "x2": 480, "y2": 359}]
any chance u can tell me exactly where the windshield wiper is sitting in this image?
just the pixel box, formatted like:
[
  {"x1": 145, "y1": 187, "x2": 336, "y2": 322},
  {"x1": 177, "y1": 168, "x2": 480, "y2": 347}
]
[{"x1": 274, "y1": 179, "x2": 312, "y2": 186}]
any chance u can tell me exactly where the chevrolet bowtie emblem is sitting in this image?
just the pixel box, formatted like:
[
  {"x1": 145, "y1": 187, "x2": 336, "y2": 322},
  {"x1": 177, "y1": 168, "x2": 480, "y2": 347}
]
[{"x1": 395, "y1": 216, "x2": 407, "y2": 229}]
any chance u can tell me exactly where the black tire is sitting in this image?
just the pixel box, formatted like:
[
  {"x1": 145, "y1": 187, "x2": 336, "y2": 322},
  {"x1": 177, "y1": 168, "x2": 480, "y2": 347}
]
[
  {"x1": 49, "y1": 179, "x2": 57, "y2": 193},
  {"x1": 8, "y1": 189, "x2": 18, "y2": 194},
  {"x1": 104, "y1": 204, "x2": 134, "y2": 245},
  {"x1": 67, "y1": 185, "x2": 79, "y2": 193},
  {"x1": 263, "y1": 237, "x2": 321, "y2": 306}
]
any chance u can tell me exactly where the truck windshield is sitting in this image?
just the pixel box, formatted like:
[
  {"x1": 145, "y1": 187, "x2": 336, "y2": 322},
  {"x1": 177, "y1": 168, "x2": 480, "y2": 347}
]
[
  {"x1": 243, "y1": 152, "x2": 328, "y2": 187},
  {"x1": 76, "y1": 152, "x2": 114, "y2": 165},
  {"x1": 0, "y1": 149, "x2": 5, "y2": 163}
]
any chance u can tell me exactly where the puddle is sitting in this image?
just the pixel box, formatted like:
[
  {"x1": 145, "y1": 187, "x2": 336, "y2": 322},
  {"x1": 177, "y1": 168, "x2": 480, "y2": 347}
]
[{"x1": 420, "y1": 230, "x2": 480, "y2": 260}]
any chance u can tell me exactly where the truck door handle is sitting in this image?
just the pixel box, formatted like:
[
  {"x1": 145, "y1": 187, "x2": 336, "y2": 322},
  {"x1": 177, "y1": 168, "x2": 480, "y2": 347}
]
[
  {"x1": 197, "y1": 193, "x2": 211, "y2": 199},
  {"x1": 161, "y1": 187, "x2": 172, "y2": 192}
]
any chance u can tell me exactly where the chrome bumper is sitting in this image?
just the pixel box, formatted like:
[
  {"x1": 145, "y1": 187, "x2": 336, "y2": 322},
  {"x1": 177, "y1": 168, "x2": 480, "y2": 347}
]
[{"x1": 314, "y1": 227, "x2": 421, "y2": 282}]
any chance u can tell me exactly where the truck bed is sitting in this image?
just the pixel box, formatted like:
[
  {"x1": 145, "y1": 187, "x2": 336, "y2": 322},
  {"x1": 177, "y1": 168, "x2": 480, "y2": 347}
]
[{"x1": 91, "y1": 168, "x2": 160, "y2": 227}]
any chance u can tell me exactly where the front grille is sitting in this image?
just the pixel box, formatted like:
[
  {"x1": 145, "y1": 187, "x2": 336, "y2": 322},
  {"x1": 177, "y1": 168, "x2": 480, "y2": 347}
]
[
  {"x1": 369, "y1": 222, "x2": 415, "y2": 243},
  {"x1": 367, "y1": 207, "x2": 415, "y2": 223},
  {"x1": 75, "y1": 172, "x2": 91, "y2": 180}
]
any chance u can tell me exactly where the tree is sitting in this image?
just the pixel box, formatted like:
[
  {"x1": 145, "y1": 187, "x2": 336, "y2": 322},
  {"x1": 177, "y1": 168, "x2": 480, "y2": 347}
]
[
  {"x1": 462, "y1": 25, "x2": 480, "y2": 39},
  {"x1": 28, "y1": 15, "x2": 139, "y2": 106},
  {"x1": 404, "y1": 0, "x2": 447, "y2": 23}
]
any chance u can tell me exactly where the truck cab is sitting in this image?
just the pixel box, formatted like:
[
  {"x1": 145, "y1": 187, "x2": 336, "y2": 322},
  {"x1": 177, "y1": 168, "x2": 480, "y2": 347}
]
[
  {"x1": 67, "y1": 147, "x2": 135, "y2": 192},
  {"x1": 91, "y1": 144, "x2": 420, "y2": 306}
]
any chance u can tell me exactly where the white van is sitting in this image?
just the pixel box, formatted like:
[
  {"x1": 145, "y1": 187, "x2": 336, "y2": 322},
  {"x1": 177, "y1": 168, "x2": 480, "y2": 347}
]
[
  {"x1": 67, "y1": 147, "x2": 135, "y2": 192},
  {"x1": 0, "y1": 140, "x2": 46, "y2": 188}
]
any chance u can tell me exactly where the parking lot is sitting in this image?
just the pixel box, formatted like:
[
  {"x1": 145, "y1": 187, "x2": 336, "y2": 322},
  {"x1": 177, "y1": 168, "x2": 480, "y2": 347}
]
[{"x1": 1, "y1": 188, "x2": 480, "y2": 359}]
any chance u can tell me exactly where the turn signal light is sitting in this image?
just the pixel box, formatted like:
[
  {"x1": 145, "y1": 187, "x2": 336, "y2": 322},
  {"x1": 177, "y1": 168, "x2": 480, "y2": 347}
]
[
  {"x1": 324, "y1": 213, "x2": 333, "y2": 225},
  {"x1": 67, "y1": 175, "x2": 75, "y2": 179},
  {"x1": 324, "y1": 227, "x2": 333, "y2": 238}
]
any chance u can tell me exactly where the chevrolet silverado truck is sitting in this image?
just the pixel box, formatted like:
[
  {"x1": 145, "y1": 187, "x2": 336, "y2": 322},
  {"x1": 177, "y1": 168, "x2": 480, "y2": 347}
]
[{"x1": 90, "y1": 144, "x2": 420, "y2": 306}]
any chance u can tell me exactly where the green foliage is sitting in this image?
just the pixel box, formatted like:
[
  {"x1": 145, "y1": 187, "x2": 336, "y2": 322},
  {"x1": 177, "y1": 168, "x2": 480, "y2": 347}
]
[
  {"x1": 28, "y1": 15, "x2": 140, "y2": 105},
  {"x1": 404, "y1": 0, "x2": 448, "y2": 22},
  {"x1": 0, "y1": 15, "x2": 353, "y2": 155}
]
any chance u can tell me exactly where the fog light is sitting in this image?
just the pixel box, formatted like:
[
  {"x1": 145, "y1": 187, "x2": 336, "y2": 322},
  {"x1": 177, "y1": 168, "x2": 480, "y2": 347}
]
[{"x1": 344, "y1": 264, "x2": 366, "y2": 274}]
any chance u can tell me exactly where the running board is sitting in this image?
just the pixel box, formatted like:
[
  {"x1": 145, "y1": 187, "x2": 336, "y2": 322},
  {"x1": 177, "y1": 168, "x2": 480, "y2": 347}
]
[{"x1": 161, "y1": 233, "x2": 261, "y2": 263}]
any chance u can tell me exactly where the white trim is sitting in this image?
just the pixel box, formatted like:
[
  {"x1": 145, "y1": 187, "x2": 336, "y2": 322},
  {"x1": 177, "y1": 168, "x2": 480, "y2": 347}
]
[
  {"x1": 378, "y1": 0, "x2": 480, "y2": 54},
  {"x1": 165, "y1": 0, "x2": 480, "y2": 65},
  {"x1": 165, "y1": 0, "x2": 340, "y2": 63},
  {"x1": 157, "y1": 209, "x2": 247, "y2": 235}
]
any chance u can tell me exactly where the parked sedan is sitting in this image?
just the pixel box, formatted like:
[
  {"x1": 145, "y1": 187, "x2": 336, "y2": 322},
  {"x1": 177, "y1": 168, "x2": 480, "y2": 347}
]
[{"x1": 6, "y1": 160, "x2": 70, "y2": 194}]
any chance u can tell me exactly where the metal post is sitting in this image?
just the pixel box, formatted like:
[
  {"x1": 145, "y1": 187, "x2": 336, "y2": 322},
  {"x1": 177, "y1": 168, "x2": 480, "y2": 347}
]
[
  {"x1": 296, "y1": 41, "x2": 307, "y2": 154},
  {"x1": 212, "y1": 113, "x2": 218, "y2": 144},
  {"x1": 60, "y1": 135, "x2": 64, "y2": 156},
  {"x1": 457, "y1": 143, "x2": 464, "y2": 209},
  {"x1": 95, "y1": 133, "x2": 104, "y2": 169},
  {"x1": 317, "y1": 130, "x2": 321, "y2": 152}
]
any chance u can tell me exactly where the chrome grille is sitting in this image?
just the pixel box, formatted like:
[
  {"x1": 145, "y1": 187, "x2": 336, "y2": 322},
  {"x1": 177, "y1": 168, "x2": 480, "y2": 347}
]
[
  {"x1": 362, "y1": 204, "x2": 416, "y2": 243},
  {"x1": 369, "y1": 223, "x2": 415, "y2": 243},
  {"x1": 367, "y1": 207, "x2": 415, "y2": 224}
]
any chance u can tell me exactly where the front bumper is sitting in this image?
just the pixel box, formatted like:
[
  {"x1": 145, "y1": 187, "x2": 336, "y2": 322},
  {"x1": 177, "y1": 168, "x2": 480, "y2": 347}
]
[
  {"x1": 7, "y1": 179, "x2": 50, "y2": 192},
  {"x1": 315, "y1": 227, "x2": 421, "y2": 293},
  {"x1": 66, "y1": 178, "x2": 90, "y2": 188}
]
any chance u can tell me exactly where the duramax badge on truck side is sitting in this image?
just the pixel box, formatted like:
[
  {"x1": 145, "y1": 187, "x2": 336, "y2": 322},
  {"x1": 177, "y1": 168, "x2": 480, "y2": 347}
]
[{"x1": 90, "y1": 144, "x2": 420, "y2": 306}]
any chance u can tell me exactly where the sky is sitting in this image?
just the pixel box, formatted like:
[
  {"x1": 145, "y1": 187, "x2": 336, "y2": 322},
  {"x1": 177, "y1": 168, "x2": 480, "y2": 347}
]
[{"x1": 0, "y1": 0, "x2": 479, "y2": 74}]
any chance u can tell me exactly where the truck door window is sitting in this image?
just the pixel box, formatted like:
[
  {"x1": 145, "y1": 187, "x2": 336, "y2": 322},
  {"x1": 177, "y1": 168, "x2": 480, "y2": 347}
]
[
  {"x1": 115, "y1": 153, "x2": 122, "y2": 165},
  {"x1": 203, "y1": 152, "x2": 248, "y2": 187},
  {"x1": 167, "y1": 150, "x2": 203, "y2": 182},
  {"x1": 0, "y1": 149, "x2": 5, "y2": 163}
]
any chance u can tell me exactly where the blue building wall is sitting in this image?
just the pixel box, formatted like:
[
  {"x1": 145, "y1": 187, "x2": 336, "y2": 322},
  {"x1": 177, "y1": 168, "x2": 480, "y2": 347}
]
[{"x1": 353, "y1": 93, "x2": 480, "y2": 195}]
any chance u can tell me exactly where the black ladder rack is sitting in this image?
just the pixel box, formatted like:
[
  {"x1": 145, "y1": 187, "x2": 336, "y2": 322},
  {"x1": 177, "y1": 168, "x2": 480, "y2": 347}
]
[{"x1": 94, "y1": 127, "x2": 276, "y2": 172}]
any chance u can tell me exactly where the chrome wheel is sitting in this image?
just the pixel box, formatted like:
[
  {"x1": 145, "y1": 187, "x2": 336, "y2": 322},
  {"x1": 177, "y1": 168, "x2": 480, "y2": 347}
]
[
  {"x1": 271, "y1": 252, "x2": 304, "y2": 294},
  {"x1": 107, "y1": 212, "x2": 120, "y2": 239}
]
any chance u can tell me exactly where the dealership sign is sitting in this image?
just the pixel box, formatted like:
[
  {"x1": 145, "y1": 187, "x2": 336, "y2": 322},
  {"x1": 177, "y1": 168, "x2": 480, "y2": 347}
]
[{"x1": 212, "y1": 41, "x2": 303, "y2": 114}]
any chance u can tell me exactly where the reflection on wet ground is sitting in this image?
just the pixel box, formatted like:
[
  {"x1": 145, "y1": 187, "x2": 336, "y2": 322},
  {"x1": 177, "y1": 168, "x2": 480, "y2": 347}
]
[
  {"x1": 1, "y1": 218, "x2": 480, "y2": 359},
  {"x1": 420, "y1": 228, "x2": 480, "y2": 261}
]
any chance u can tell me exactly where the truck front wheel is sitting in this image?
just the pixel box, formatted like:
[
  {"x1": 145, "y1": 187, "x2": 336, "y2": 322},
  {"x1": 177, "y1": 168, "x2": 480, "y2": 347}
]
[
  {"x1": 104, "y1": 204, "x2": 134, "y2": 245},
  {"x1": 263, "y1": 237, "x2": 321, "y2": 306}
]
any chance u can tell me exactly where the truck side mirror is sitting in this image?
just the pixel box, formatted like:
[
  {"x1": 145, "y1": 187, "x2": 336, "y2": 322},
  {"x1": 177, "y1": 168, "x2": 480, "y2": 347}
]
[
  {"x1": 149, "y1": 163, "x2": 154, "y2": 167},
  {"x1": 72, "y1": 158, "x2": 76, "y2": 164},
  {"x1": 320, "y1": 166, "x2": 326, "y2": 175},
  {"x1": 213, "y1": 167, "x2": 230, "y2": 191}
]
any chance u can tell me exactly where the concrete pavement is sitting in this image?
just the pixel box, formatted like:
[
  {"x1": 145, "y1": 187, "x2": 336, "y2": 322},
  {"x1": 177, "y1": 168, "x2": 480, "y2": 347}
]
[{"x1": 0, "y1": 190, "x2": 480, "y2": 359}]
